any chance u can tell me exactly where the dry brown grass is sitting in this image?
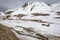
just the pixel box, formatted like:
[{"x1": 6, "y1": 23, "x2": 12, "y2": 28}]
[{"x1": 0, "y1": 24, "x2": 19, "y2": 40}]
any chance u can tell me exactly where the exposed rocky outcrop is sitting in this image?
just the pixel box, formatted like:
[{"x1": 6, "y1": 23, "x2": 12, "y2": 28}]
[{"x1": 22, "y1": 3, "x2": 28, "y2": 7}]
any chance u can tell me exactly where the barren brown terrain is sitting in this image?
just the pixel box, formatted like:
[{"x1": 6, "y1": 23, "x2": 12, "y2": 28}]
[{"x1": 0, "y1": 24, "x2": 19, "y2": 40}]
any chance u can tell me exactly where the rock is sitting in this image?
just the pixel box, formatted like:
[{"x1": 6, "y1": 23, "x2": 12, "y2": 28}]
[{"x1": 42, "y1": 23, "x2": 50, "y2": 27}]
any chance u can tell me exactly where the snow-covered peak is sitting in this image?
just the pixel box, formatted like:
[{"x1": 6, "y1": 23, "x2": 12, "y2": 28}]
[
  {"x1": 8, "y1": 1, "x2": 54, "y2": 16},
  {"x1": 21, "y1": 1, "x2": 52, "y2": 14},
  {"x1": 22, "y1": 1, "x2": 50, "y2": 7}
]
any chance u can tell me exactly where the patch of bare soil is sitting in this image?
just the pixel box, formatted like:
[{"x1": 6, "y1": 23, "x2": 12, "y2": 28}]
[
  {"x1": 0, "y1": 24, "x2": 19, "y2": 40},
  {"x1": 32, "y1": 13, "x2": 50, "y2": 16},
  {"x1": 21, "y1": 19, "x2": 53, "y2": 24},
  {"x1": 14, "y1": 14, "x2": 26, "y2": 18},
  {"x1": 56, "y1": 12, "x2": 60, "y2": 15},
  {"x1": 54, "y1": 17, "x2": 60, "y2": 19}
]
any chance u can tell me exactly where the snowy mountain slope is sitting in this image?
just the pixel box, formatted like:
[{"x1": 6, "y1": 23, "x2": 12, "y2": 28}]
[
  {"x1": 52, "y1": 3, "x2": 60, "y2": 12},
  {"x1": 9, "y1": 2, "x2": 60, "y2": 21},
  {"x1": 0, "y1": 20, "x2": 60, "y2": 40},
  {"x1": 8, "y1": 2, "x2": 60, "y2": 21},
  {"x1": 11, "y1": 2, "x2": 53, "y2": 16},
  {"x1": 0, "y1": 1, "x2": 60, "y2": 40},
  {"x1": 0, "y1": 1, "x2": 59, "y2": 16},
  {"x1": 24, "y1": 2, "x2": 52, "y2": 13}
]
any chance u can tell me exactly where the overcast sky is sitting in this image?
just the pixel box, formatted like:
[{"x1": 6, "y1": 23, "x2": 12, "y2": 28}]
[{"x1": 0, "y1": 0, "x2": 60, "y2": 9}]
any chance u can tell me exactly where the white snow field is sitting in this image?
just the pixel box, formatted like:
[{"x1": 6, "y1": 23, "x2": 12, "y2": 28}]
[{"x1": 0, "y1": 1, "x2": 60, "y2": 40}]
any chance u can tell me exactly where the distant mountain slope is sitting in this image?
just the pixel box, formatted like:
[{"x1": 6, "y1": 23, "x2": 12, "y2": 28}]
[{"x1": 0, "y1": 1, "x2": 60, "y2": 20}]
